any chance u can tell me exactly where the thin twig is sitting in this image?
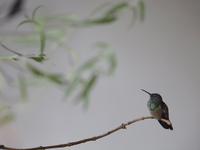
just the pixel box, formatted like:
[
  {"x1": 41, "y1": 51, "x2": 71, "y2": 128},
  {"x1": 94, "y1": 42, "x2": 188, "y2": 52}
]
[
  {"x1": 0, "y1": 116, "x2": 172, "y2": 150},
  {"x1": 0, "y1": 42, "x2": 34, "y2": 57},
  {"x1": 0, "y1": 42, "x2": 23, "y2": 56}
]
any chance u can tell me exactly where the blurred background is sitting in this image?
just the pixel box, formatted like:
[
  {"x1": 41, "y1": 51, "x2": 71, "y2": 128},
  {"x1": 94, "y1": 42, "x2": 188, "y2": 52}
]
[{"x1": 0, "y1": 0, "x2": 200, "y2": 150}]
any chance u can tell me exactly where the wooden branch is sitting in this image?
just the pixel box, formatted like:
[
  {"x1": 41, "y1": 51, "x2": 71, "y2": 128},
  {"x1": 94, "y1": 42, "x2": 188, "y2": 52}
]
[{"x1": 0, "y1": 116, "x2": 172, "y2": 150}]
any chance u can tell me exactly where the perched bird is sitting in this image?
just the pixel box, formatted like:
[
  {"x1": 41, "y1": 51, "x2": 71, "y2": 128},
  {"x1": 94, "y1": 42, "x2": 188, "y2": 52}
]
[{"x1": 141, "y1": 89, "x2": 173, "y2": 130}]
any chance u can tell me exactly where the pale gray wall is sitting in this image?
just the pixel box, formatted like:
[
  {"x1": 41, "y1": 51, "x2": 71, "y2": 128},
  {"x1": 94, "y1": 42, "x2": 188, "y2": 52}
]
[{"x1": 0, "y1": 0, "x2": 200, "y2": 150}]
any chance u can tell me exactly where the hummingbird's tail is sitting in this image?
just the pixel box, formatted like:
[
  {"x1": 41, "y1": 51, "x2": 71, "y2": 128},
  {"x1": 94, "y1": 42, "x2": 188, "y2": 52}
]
[{"x1": 158, "y1": 119, "x2": 173, "y2": 130}]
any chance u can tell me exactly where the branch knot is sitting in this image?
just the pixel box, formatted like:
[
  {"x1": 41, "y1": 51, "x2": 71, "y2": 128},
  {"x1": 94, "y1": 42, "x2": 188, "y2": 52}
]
[
  {"x1": 40, "y1": 146, "x2": 45, "y2": 150},
  {"x1": 121, "y1": 123, "x2": 127, "y2": 129},
  {"x1": 93, "y1": 136, "x2": 97, "y2": 141}
]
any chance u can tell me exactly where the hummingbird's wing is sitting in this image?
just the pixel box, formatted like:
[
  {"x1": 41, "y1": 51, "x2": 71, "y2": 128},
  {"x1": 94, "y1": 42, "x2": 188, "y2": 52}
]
[
  {"x1": 158, "y1": 102, "x2": 173, "y2": 130},
  {"x1": 161, "y1": 102, "x2": 169, "y2": 120}
]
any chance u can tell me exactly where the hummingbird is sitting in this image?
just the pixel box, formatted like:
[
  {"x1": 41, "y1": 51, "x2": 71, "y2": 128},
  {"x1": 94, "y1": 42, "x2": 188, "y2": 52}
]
[{"x1": 141, "y1": 89, "x2": 173, "y2": 130}]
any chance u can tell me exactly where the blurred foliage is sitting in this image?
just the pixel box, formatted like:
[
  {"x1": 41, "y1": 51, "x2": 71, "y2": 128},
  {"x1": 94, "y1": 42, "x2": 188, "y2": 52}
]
[{"x1": 0, "y1": 0, "x2": 145, "y2": 125}]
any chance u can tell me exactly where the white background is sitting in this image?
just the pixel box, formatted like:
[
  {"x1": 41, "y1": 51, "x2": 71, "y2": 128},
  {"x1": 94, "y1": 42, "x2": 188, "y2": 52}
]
[{"x1": 0, "y1": 0, "x2": 200, "y2": 150}]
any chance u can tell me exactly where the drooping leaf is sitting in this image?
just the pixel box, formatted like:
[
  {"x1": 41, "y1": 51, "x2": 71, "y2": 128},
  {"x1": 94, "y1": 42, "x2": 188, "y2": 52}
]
[
  {"x1": 104, "y1": 2, "x2": 127, "y2": 18},
  {"x1": 48, "y1": 74, "x2": 64, "y2": 85},
  {"x1": 29, "y1": 56, "x2": 45, "y2": 63},
  {"x1": 0, "y1": 55, "x2": 18, "y2": 60},
  {"x1": 87, "y1": 2, "x2": 113, "y2": 18},
  {"x1": 0, "y1": 1, "x2": 145, "y2": 108},
  {"x1": 40, "y1": 33, "x2": 45, "y2": 55},
  {"x1": 0, "y1": 113, "x2": 14, "y2": 126},
  {"x1": 81, "y1": 74, "x2": 97, "y2": 97},
  {"x1": 26, "y1": 63, "x2": 64, "y2": 84},
  {"x1": 91, "y1": 41, "x2": 116, "y2": 75},
  {"x1": 45, "y1": 14, "x2": 78, "y2": 21},
  {"x1": 0, "y1": 71, "x2": 5, "y2": 90},
  {"x1": 64, "y1": 54, "x2": 100, "y2": 100},
  {"x1": 78, "y1": 57, "x2": 98, "y2": 72},
  {"x1": 76, "y1": 74, "x2": 98, "y2": 108},
  {"x1": 26, "y1": 63, "x2": 44, "y2": 76},
  {"x1": 82, "y1": 94, "x2": 89, "y2": 110},
  {"x1": 128, "y1": 6, "x2": 137, "y2": 29},
  {"x1": 64, "y1": 74, "x2": 80, "y2": 99},
  {"x1": 45, "y1": 29, "x2": 63, "y2": 39},
  {"x1": 8, "y1": 34, "x2": 39, "y2": 45},
  {"x1": 24, "y1": 13, "x2": 30, "y2": 20},
  {"x1": 0, "y1": 105, "x2": 11, "y2": 111},
  {"x1": 78, "y1": 17, "x2": 116, "y2": 27},
  {"x1": 68, "y1": 47, "x2": 80, "y2": 62},
  {"x1": 17, "y1": 20, "x2": 40, "y2": 29},
  {"x1": 138, "y1": 0, "x2": 145, "y2": 21},
  {"x1": 107, "y1": 52, "x2": 117, "y2": 75},
  {"x1": 32, "y1": 5, "x2": 43, "y2": 20},
  {"x1": 74, "y1": 1, "x2": 143, "y2": 28},
  {"x1": 17, "y1": 5, "x2": 43, "y2": 30}
]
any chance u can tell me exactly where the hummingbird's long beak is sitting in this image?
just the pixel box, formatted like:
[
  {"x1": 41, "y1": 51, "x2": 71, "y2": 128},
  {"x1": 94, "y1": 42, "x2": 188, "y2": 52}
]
[{"x1": 141, "y1": 89, "x2": 151, "y2": 95}]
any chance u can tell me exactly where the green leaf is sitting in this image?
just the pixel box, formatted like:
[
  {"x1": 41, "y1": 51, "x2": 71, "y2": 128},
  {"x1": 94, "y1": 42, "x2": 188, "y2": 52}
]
[
  {"x1": 78, "y1": 17, "x2": 116, "y2": 27},
  {"x1": 64, "y1": 75, "x2": 79, "y2": 99},
  {"x1": 78, "y1": 57, "x2": 98, "y2": 72},
  {"x1": 68, "y1": 47, "x2": 79, "y2": 62},
  {"x1": 24, "y1": 13, "x2": 31, "y2": 20},
  {"x1": 26, "y1": 63, "x2": 44, "y2": 76},
  {"x1": 138, "y1": 0, "x2": 145, "y2": 21},
  {"x1": 40, "y1": 33, "x2": 45, "y2": 55},
  {"x1": 107, "y1": 52, "x2": 117, "y2": 75},
  {"x1": 29, "y1": 56, "x2": 45, "y2": 63},
  {"x1": 26, "y1": 63, "x2": 63, "y2": 84},
  {"x1": 91, "y1": 16, "x2": 117, "y2": 24},
  {"x1": 87, "y1": 2, "x2": 113, "y2": 18},
  {"x1": 0, "y1": 105, "x2": 11, "y2": 111},
  {"x1": 17, "y1": 20, "x2": 40, "y2": 29},
  {"x1": 128, "y1": 6, "x2": 137, "y2": 29},
  {"x1": 104, "y1": 2, "x2": 128, "y2": 17},
  {"x1": 32, "y1": 5, "x2": 43, "y2": 20},
  {"x1": 74, "y1": 2, "x2": 134, "y2": 27},
  {"x1": 81, "y1": 74, "x2": 97, "y2": 97},
  {"x1": 45, "y1": 14, "x2": 78, "y2": 21},
  {"x1": 45, "y1": 29, "x2": 63, "y2": 39},
  {"x1": 8, "y1": 34, "x2": 39, "y2": 45},
  {"x1": 0, "y1": 71, "x2": 5, "y2": 90},
  {"x1": 82, "y1": 94, "x2": 89, "y2": 109},
  {"x1": 0, "y1": 55, "x2": 17, "y2": 60},
  {"x1": 0, "y1": 113, "x2": 14, "y2": 126},
  {"x1": 77, "y1": 74, "x2": 98, "y2": 107},
  {"x1": 48, "y1": 74, "x2": 63, "y2": 85}
]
